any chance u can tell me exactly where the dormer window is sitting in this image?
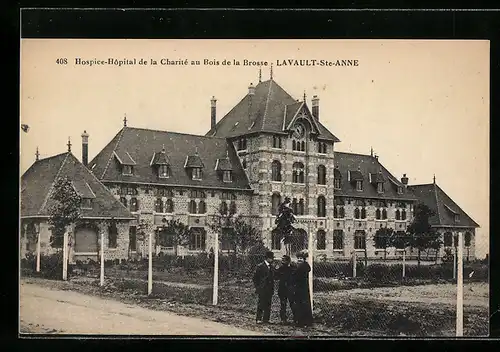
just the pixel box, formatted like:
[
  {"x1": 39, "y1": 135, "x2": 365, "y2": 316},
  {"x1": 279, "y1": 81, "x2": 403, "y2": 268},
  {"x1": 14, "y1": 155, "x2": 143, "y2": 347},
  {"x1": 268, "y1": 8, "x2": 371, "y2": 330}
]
[
  {"x1": 123, "y1": 165, "x2": 133, "y2": 175},
  {"x1": 377, "y1": 182, "x2": 384, "y2": 193},
  {"x1": 398, "y1": 186, "x2": 403, "y2": 194},
  {"x1": 158, "y1": 165, "x2": 171, "y2": 178},
  {"x1": 81, "y1": 198, "x2": 92, "y2": 209},
  {"x1": 223, "y1": 170, "x2": 232, "y2": 183},
  {"x1": 237, "y1": 138, "x2": 247, "y2": 151},
  {"x1": 192, "y1": 168, "x2": 202, "y2": 180},
  {"x1": 356, "y1": 180, "x2": 363, "y2": 191},
  {"x1": 454, "y1": 214, "x2": 460, "y2": 223}
]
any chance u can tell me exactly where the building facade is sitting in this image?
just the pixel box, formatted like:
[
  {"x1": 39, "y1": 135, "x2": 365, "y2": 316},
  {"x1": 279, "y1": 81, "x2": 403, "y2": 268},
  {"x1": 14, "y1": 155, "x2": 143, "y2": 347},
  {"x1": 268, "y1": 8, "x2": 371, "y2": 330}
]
[{"x1": 21, "y1": 76, "x2": 479, "y2": 261}]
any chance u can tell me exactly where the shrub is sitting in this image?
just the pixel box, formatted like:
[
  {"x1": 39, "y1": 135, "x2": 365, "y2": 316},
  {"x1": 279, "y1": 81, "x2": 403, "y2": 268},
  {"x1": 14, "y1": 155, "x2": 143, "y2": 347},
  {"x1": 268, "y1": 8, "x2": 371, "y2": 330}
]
[
  {"x1": 313, "y1": 261, "x2": 365, "y2": 278},
  {"x1": 247, "y1": 242, "x2": 270, "y2": 270}
]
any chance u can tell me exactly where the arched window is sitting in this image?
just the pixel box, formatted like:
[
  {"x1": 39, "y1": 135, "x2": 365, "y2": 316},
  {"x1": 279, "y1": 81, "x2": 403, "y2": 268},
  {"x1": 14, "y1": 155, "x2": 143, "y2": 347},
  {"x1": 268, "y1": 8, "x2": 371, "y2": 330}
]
[
  {"x1": 317, "y1": 165, "x2": 326, "y2": 185},
  {"x1": 298, "y1": 199, "x2": 305, "y2": 215},
  {"x1": 198, "y1": 200, "x2": 206, "y2": 214},
  {"x1": 293, "y1": 162, "x2": 305, "y2": 183},
  {"x1": 120, "y1": 197, "x2": 127, "y2": 207},
  {"x1": 361, "y1": 207, "x2": 366, "y2": 219},
  {"x1": 354, "y1": 208, "x2": 360, "y2": 219},
  {"x1": 395, "y1": 209, "x2": 401, "y2": 220},
  {"x1": 271, "y1": 193, "x2": 281, "y2": 215},
  {"x1": 382, "y1": 208, "x2": 387, "y2": 220},
  {"x1": 292, "y1": 140, "x2": 297, "y2": 151},
  {"x1": 301, "y1": 141, "x2": 306, "y2": 151},
  {"x1": 108, "y1": 222, "x2": 118, "y2": 248},
  {"x1": 155, "y1": 198, "x2": 163, "y2": 213},
  {"x1": 271, "y1": 160, "x2": 282, "y2": 181},
  {"x1": 317, "y1": 196, "x2": 326, "y2": 217},
  {"x1": 402, "y1": 209, "x2": 407, "y2": 220},
  {"x1": 165, "y1": 199, "x2": 174, "y2": 213},
  {"x1": 376, "y1": 208, "x2": 381, "y2": 220},
  {"x1": 464, "y1": 232, "x2": 472, "y2": 247},
  {"x1": 316, "y1": 230, "x2": 326, "y2": 250},
  {"x1": 354, "y1": 230, "x2": 366, "y2": 249},
  {"x1": 444, "y1": 232, "x2": 453, "y2": 247},
  {"x1": 188, "y1": 200, "x2": 197, "y2": 214},
  {"x1": 130, "y1": 197, "x2": 139, "y2": 212},
  {"x1": 230, "y1": 201, "x2": 237, "y2": 214},
  {"x1": 333, "y1": 206, "x2": 338, "y2": 218}
]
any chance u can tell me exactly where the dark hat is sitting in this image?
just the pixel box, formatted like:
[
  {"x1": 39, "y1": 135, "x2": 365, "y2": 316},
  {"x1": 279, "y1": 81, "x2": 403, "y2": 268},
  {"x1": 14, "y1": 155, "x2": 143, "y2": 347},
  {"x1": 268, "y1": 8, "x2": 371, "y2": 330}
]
[
  {"x1": 265, "y1": 251, "x2": 274, "y2": 259},
  {"x1": 282, "y1": 255, "x2": 291, "y2": 261},
  {"x1": 296, "y1": 251, "x2": 308, "y2": 259}
]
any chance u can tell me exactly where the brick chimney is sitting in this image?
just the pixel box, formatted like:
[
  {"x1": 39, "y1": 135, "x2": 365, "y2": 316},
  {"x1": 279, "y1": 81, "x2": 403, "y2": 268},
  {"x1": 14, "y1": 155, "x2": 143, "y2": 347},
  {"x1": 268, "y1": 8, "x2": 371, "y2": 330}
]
[
  {"x1": 211, "y1": 96, "x2": 217, "y2": 130},
  {"x1": 81, "y1": 130, "x2": 89, "y2": 166},
  {"x1": 312, "y1": 95, "x2": 320, "y2": 120},
  {"x1": 401, "y1": 173, "x2": 408, "y2": 185}
]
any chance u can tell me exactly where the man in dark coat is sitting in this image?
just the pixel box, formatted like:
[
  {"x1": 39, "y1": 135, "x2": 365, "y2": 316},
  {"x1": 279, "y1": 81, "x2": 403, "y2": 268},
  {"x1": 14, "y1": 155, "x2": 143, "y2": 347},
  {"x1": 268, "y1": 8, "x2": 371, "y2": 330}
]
[
  {"x1": 292, "y1": 251, "x2": 313, "y2": 327},
  {"x1": 275, "y1": 254, "x2": 297, "y2": 324},
  {"x1": 252, "y1": 250, "x2": 275, "y2": 324}
]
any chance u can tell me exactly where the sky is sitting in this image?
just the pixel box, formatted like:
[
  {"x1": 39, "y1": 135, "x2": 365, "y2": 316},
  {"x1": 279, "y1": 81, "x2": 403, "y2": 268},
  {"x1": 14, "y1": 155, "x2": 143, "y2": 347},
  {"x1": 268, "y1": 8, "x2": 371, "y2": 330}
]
[{"x1": 20, "y1": 39, "x2": 489, "y2": 258}]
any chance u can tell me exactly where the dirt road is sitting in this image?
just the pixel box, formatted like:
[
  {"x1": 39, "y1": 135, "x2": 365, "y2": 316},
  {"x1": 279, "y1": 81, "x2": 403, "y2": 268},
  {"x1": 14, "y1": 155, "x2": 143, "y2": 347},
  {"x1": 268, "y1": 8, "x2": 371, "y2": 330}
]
[{"x1": 20, "y1": 282, "x2": 263, "y2": 335}]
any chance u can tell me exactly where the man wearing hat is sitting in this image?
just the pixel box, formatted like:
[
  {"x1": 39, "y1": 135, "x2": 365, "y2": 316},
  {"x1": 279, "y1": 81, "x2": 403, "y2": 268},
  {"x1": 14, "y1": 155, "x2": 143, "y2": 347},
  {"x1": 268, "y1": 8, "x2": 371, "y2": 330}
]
[
  {"x1": 252, "y1": 250, "x2": 275, "y2": 324},
  {"x1": 275, "y1": 254, "x2": 297, "y2": 325},
  {"x1": 292, "y1": 251, "x2": 313, "y2": 327}
]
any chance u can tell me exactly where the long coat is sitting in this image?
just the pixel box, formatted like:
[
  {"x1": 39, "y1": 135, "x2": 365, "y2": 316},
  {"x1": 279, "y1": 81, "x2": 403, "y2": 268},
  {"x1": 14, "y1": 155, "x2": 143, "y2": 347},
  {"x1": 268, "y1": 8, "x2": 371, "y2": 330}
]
[
  {"x1": 276, "y1": 263, "x2": 296, "y2": 298},
  {"x1": 292, "y1": 261, "x2": 313, "y2": 325},
  {"x1": 253, "y1": 262, "x2": 275, "y2": 296}
]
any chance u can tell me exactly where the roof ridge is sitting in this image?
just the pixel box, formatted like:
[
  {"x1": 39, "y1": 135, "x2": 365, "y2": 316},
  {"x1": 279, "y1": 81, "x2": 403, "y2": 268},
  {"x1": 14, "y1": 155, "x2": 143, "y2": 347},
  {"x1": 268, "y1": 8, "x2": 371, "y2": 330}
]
[
  {"x1": 260, "y1": 79, "x2": 274, "y2": 130},
  {"x1": 335, "y1": 151, "x2": 373, "y2": 157},
  {"x1": 129, "y1": 126, "x2": 227, "y2": 140},
  {"x1": 38, "y1": 152, "x2": 70, "y2": 215},
  {"x1": 433, "y1": 183, "x2": 444, "y2": 224},
  {"x1": 35, "y1": 151, "x2": 69, "y2": 163},
  {"x1": 101, "y1": 128, "x2": 126, "y2": 179}
]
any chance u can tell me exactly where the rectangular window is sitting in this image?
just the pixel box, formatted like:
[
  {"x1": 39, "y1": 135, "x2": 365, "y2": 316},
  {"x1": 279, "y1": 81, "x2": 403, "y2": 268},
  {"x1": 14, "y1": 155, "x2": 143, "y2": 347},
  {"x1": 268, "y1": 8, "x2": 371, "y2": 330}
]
[
  {"x1": 223, "y1": 170, "x2": 232, "y2": 183},
  {"x1": 129, "y1": 226, "x2": 137, "y2": 251},
  {"x1": 377, "y1": 182, "x2": 384, "y2": 193},
  {"x1": 122, "y1": 165, "x2": 133, "y2": 175},
  {"x1": 356, "y1": 181, "x2": 363, "y2": 191},
  {"x1": 108, "y1": 224, "x2": 118, "y2": 248},
  {"x1": 189, "y1": 229, "x2": 206, "y2": 250},
  {"x1": 272, "y1": 136, "x2": 282, "y2": 149},
  {"x1": 454, "y1": 214, "x2": 460, "y2": 223},
  {"x1": 271, "y1": 232, "x2": 281, "y2": 250},
  {"x1": 316, "y1": 231, "x2": 326, "y2": 250},
  {"x1": 398, "y1": 186, "x2": 403, "y2": 194},
  {"x1": 334, "y1": 178, "x2": 341, "y2": 189},
  {"x1": 333, "y1": 230, "x2": 344, "y2": 250},
  {"x1": 192, "y1": 168, "x2": 202, "y2": 180},
  {"x1": 158, "y1": 165, "x2": 170, "y2": 178},
  {"x1": 354, "y1": 231, "x2": 366, "y2": 249}
]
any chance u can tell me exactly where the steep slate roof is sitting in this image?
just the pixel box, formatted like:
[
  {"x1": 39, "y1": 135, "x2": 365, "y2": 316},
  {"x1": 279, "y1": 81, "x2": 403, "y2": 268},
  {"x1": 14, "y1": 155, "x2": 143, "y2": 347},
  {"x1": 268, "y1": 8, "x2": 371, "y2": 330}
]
[
  {"x1": 206, "y1": 79, "x2": 340, "y2": 142},
  {"x1": 409, "y1": 183, "x2": 479, "y2": 228},
  {"x1": 21, "y1": 152, "x2": 134, "y2": 219},
  {"x1": 88, "y1": 127, "x2": 251, "y2": 191},
  {"x1": 333, "y1": 152, "x2": 416, "y2": 201}
]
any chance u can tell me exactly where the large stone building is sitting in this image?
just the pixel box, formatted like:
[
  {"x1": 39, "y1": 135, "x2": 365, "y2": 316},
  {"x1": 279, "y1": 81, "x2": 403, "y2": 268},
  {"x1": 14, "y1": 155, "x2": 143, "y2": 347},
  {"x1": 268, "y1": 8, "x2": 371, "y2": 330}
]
[{"x1": 20, "y1": 75, "x2": 480, "y2": 261}]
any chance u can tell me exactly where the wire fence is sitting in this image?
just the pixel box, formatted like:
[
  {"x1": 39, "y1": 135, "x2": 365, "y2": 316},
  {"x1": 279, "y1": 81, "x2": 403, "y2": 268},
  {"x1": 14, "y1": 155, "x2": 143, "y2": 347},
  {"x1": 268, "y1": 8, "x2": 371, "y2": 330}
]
[{"x1": 20, "y1": 237, "x2": 489, "y2": 336}]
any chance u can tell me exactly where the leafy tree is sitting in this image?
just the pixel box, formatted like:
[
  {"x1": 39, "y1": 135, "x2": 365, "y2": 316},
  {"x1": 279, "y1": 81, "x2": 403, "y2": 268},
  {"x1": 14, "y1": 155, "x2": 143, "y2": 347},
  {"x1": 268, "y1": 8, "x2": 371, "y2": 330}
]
[
  {"x1": 47, "y1": 176, "x2": 81, "y2": 250},
  {"x1": 156, "y1": 219, "x2": 191, "y2": 256},
  {"x1": 135, "y1": 219, "x2": 153, "y2": 258},
  {"x1": 209, "y1": 205, "x2": 262, "y2": 256},
  {"x1": 373, "y1": 227, "x2": 394, "y2": 260},
  {"x1": 407, "y1": 203, "x2": 439, "y2": 267},
  {"x1": 273, "y1": 197, "x2": 296, "y2": 256}
]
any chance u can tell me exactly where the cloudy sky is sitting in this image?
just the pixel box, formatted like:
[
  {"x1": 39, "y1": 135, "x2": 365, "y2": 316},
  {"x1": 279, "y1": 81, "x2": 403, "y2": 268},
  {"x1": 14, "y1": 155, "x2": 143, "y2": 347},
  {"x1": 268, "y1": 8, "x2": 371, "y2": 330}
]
[{"x1": 20, "y1": 39, "x2": 489, "y2": 258}]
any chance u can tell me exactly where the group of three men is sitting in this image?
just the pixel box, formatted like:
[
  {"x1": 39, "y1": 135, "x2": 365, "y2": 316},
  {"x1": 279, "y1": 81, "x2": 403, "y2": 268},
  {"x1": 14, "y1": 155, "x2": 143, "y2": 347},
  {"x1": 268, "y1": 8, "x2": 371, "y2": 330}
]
[{"x1": 252, "y1": 250, "x2": 314, "y2": 327}]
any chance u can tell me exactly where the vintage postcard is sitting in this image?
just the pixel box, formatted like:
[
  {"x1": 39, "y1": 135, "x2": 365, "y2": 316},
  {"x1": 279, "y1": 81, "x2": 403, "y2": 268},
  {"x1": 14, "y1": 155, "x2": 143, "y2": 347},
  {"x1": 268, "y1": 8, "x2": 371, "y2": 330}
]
[{"x1": 19, "y1": 39, "x2": 489, "y2": 337}]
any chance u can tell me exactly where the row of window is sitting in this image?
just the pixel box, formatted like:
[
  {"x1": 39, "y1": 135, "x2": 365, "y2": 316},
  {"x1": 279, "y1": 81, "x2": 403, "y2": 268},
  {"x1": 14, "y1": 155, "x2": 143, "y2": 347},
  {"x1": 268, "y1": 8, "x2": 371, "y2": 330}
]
[
  {"x1": 120, "y1": 187, "x2": 236, "y2": 200},
  {"x1": 122, "y1": 196, "x2": 237, "y2": 214},
  {"x1": 444, "y1": 232, "x2": 472, "y2": 247},
  {"x1": 156, "y1": 227, "x2": 207, "y2": 251},
  {"x1": 271, "y1": 194, "x2": 410, "y2": 219},
  {"x1": 237, "y1": 135, "x2": 329, "y2": 153},
  {"x1": 121, "y1": 164, "x2": 232, "y2": 183}
]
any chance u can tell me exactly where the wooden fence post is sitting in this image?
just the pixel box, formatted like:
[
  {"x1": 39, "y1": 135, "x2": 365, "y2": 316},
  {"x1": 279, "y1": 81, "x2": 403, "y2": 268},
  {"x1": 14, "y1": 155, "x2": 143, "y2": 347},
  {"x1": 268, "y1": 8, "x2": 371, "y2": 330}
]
[
  {"x1": 352, "y1": 250, "x2": 357, "y2": 278},
  {"x1": 148, "y1": 231, "x2": 153, "y2": 295},
  {"x1": 36, "y1": 231, "x2": 41, "y2": 273},
  {"x1": 213, "y1": 231, "x2": 219, "y2": 306},
  {"x1": 62, "y1": 232, "x2": 68, "y2": 281},
  {"x1": 456, "y1": 232, "x2": 464, "y2": 336},
  {"x1": 402, "y1": 249, "x2": 406, "y2": 278},
  {"x1": 100, "y1": 232, "x2": 105, "y2": 287}
]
